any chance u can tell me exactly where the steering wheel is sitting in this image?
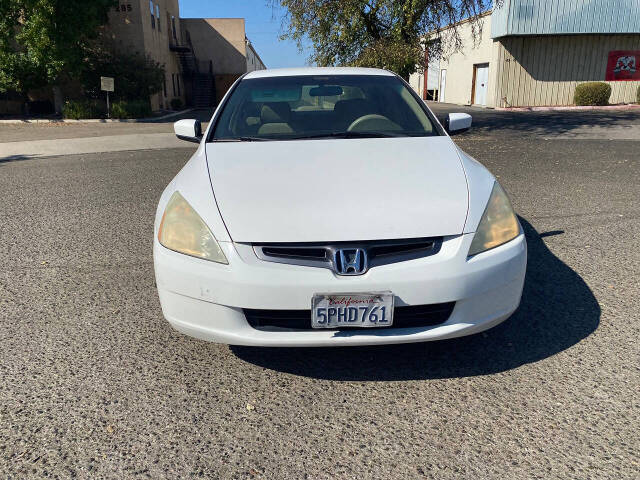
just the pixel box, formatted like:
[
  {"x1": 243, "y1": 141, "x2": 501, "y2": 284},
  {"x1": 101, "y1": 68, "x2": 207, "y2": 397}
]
[{"x1": 347, "y1": 114, "x2": 402, "y2": 132}]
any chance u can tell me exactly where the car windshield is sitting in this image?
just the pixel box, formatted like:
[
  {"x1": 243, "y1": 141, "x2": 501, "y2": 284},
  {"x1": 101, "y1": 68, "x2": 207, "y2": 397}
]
[{"x1": 211, "y1": 75, "x2": 439, "y2": 141}]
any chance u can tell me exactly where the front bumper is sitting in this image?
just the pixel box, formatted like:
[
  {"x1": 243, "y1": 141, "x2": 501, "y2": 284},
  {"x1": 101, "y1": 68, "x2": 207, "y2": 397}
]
[{"x1": 153, "y1": 233, "x2": 527, "y2": 347}]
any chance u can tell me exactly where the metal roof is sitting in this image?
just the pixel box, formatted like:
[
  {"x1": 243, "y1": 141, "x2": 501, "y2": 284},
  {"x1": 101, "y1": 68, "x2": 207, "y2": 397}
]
[{"x1": 492, "y1": 0, "x2": 640, "y2": 38}]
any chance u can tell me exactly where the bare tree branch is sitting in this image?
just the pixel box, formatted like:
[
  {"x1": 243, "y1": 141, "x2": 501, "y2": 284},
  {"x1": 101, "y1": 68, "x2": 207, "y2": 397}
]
[{"x1": 272, "y1": 0, "x2": 492, "y2": 79}]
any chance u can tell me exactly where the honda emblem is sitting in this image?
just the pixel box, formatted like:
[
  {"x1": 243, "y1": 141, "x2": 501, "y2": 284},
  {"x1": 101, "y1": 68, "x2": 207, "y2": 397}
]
[{"x1": 334, "y1": 248, "x2": 368, "y2": 275}]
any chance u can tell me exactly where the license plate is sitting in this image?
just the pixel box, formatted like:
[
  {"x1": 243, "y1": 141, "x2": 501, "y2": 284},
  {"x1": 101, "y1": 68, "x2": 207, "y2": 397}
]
[{"x1": 311, "y1": 292, "x2": 394, "y2": 328}]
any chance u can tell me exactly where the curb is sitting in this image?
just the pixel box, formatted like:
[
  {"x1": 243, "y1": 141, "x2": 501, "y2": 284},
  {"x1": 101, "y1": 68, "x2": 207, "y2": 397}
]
[
  {"x1": 497, "y1": 104, "x2": 640, "y2": 112},
  {"x1": 0, "y1": 108, "x2": 197, "y2": 124}
]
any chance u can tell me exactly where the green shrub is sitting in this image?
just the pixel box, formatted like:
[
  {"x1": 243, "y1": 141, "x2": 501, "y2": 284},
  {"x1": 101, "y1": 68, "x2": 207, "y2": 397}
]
[
  {"x1": 637, "y1": 85, "x2": 640, "y2": 104},
  {"x1": 62, "y1": 100, "x2": 104, "y2": 119},
  {"x1": 574, "y1": 82, "x2": 612, "y2": 106},
  {"x1": 110, "y1": 100, "x2": 152, "y2": 119},
  {"x1": 170, "y1": 98, "x2": 183, "y2": 110}
]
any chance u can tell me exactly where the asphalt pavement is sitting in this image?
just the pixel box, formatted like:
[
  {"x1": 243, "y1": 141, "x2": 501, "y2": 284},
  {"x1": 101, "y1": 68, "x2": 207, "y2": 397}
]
[{"x1": 0, "y1": 107, "x2": 638, "y2": 479}]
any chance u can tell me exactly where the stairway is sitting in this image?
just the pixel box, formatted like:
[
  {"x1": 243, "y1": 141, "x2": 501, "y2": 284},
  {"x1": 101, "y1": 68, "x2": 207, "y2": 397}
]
[
  {"x1": 193, "y1": 73, "x2": 214, "y2": 109},
  {"x1": 174, "y1": 50, "x2": 197, "y2": 77},
  {"x1": 170, "y1": 43, "x2": 215, "y2": 108}
]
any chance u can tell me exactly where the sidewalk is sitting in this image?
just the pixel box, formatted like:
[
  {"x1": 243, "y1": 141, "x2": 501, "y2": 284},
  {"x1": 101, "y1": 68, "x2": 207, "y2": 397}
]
[
  {"x1": 0, "y1": 110, "x2": 211, "y2": 144},
  {"x1": 496, "y1": 104, "x2": 640, "y2": 112},
  {"x1": 0, "y1": 132, "x2": 195, "y2": 161},
  {"x1": 0, "y1": 108, "x2": 196, "y2": 124}
]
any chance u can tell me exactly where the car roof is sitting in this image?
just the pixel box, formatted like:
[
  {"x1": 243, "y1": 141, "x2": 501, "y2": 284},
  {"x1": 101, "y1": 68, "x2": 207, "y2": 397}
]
[{"x1": 243, "y1": 67, "x2": 396, "y2": 80}]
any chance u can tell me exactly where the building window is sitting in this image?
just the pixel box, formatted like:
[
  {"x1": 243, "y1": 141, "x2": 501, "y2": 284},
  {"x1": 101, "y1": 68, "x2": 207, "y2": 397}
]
[
  {"x1": 171, "y1": 16, "x2": 177, "y2": 41},
  {"x1": 163, "y1": 75, "x2": 167, "y2": 98},
  {"x1": 177, "y1": 75, "x2": 181, "y2": 96},
  {"x1": 150, "y1": 1, "x2": 155, "y2": 29},
  {"x1": 155, "y1": 5, "x2": 160, "y2": 31},
  {"x1": 172, "y1": 74, "x2": 176, "y2": 96}
]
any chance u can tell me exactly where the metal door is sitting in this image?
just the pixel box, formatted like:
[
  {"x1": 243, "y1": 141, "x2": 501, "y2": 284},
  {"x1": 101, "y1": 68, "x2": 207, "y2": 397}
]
[{"x1": 473, "y1": 64, "x2": 489, "y2": 106}]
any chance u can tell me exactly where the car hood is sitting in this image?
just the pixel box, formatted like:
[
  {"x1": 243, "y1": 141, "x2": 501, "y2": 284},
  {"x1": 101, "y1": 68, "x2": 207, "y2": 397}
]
[{"x1": 205, "y1": 136, "x2": 468, "y2": 243}]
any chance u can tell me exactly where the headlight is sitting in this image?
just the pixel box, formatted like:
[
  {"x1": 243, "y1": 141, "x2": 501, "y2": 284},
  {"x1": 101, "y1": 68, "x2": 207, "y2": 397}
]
[
  {"x1": 468, "y1": 181, "x2": 520, "y2": 256},
  {"x1": 158, "y1": 191, "x2": 228, "y2": 264}
]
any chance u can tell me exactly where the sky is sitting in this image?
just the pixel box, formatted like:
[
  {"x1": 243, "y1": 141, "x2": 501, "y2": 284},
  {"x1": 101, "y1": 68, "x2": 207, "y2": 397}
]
[{"x1": 178, "y1": 0, "x2": 312, "y2": 69}]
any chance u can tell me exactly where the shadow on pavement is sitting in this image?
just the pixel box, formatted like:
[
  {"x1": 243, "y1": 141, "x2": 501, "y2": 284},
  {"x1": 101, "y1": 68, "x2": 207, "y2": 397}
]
[
  {"x1": 0, "y1": 154, "x2": 36, "y2": 163},
  {"x1": 231, "y1": 218, "x2": 600, "y2": 380},
  {"x1": 428, "y1": 102, "x2": 640, "y2": 138},
  {"x1": 144, "y1": 108, "x2": 214, "y2": 124}
]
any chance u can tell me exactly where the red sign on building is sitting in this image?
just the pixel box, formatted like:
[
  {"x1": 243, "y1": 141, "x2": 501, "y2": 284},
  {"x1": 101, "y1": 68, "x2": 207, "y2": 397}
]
[{"x1": 606, "y1": 51, "x2": 640, "y2": 81}]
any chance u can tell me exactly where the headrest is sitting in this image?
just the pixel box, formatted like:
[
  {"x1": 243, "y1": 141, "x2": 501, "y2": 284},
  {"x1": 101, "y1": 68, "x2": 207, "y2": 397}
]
[
  {"x1": 333, "y1": 98, "x2": 375, "y2": 118},
  {"x1": 261, "y1": 102, "x2": 291, "y2": 123},
  {"x1": 241, "y1": 102, "x2": 261, "y2": 116}
]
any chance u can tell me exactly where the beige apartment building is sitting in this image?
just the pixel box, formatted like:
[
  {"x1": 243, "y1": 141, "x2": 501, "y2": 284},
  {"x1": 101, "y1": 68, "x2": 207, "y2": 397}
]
[
  {"x1": 107, "y1": 2, "x2": 266, "y2": 110},
  {"x1": 180, "y1": 18, "x2": 266, "y2": 103},
  {"x1": 410, "y1": 1, "x2": 640, "y2": 108},
  {"x1": 0, "y1": 1, "x2": 265, "y2": 115},
  {"x1": 106, "y1": 0, "x2": 184, "y2": 111}
]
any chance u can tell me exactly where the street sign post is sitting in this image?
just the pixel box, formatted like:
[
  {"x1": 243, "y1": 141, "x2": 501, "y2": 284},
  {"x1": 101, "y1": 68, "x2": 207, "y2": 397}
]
[{"x1": 100, "y1": 77, "x2": 115, "y2": 118}]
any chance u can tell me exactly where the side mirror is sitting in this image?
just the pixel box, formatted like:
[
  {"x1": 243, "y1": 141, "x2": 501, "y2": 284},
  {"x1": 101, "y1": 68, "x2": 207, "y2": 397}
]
[
  {"x1": 174, "y1": 119, "x2": 202, "y2": 143},
  {"x1": 445, "y1": 113, "x2": 472, "y2": 135}
]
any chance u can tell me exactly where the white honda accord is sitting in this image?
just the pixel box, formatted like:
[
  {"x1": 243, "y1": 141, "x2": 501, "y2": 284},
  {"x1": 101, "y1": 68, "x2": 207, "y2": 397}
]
[{"x1": 154, "y1": 67, "x2": 527, "y2": 347}]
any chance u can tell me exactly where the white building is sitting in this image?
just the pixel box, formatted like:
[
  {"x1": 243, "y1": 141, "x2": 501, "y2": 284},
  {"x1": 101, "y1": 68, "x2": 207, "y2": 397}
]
[{"x1": 410, "y1": 1, "x2": 640, "y2": 107}]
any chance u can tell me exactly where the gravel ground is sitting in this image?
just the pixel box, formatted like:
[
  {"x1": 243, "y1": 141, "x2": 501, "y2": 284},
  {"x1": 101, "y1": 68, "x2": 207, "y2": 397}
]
[{"x1": 0, "y1": 112, "x2": 638, "y2": 479}]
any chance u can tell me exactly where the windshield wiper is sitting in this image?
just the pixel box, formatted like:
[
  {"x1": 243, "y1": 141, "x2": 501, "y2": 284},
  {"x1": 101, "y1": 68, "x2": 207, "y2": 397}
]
[
  {"x1": 212, "y1": 131, "x2": 410, "y2": 142},
  {"x1": 213, "y1": 136, "x2": 269, "y2": 142},
  {"x1": 288, "y1": 131, "x2": 408, "y2": 140}
]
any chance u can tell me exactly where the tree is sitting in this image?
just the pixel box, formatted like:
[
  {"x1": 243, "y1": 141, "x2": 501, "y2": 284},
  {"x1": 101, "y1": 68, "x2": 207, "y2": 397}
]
[
  {"x1": 0, "y1": 0, "x2": 117, "y2": 95},
  {"x1": 80, "y1": 38, "x2": 165, "y2": 102},
  {"x1": 274, "y1": 0, "x2": 493, "y2": 80}
]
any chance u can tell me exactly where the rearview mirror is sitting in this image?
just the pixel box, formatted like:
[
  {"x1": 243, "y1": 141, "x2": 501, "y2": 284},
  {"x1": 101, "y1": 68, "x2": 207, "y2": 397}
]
[
  {"x1": 174, "y1": 119, "x2": 202, "y2": 143},
  {"x1": 309, "y1": 85, "x2": 343, "y2": 97},
  {"x1": 445, "y1": 113, "x2": 472, "y2": 135}
]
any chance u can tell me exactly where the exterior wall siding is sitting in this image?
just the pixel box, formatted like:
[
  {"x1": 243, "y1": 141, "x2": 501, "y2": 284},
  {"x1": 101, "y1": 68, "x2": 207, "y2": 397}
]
[
  {"x1": 437, "y1": 14, "x2": 496, "y2": 105},
  {"x1": 142, "y1": 0, "x2": 185, "y2": 111},
  {"x1": 409, "y1": 58, "x2": 440, "y2": 98},
  {"x1": 494, "y1": 34, "x2": 640, "y2": 106},
  {"x1": 492, "y1": 0, "x2": 640, "y2": 38},
  {"x1": 411, "y1": 3, "x2": 640, "y2": 107},
  {"x1": 182, "y1": 18, "x2": 266, "y2": 102},
  {"x1": 409, "y1": 14, "x2": 497, "y2": 104},
  {"x1": 106, "y1": 0, "x2": 146, "y2": 54},
  {"x1": 181, "y1": 18, "x2": 248, "y2": 75},
  {"x1": 246, "y1": 43, "x2": 266, "y2": 72},
  {"x1": 106, "y1": 0, "x2": 185, "y2": 111}
]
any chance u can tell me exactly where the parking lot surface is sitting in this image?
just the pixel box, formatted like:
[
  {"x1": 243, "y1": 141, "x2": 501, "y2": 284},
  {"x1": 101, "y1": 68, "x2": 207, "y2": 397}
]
[{"x1": 0, "y1": 107, "x2": 638, "y2": 479}]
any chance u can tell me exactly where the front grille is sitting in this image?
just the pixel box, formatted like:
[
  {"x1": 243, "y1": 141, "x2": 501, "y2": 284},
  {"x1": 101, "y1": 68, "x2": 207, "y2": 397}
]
[
  {"x1": 369, "y1": 240, "x2": 437, "y2": 258},
  {"x1": 244, "y1": 302, "x2": 455, "y2": 331},
  {"x1": 260, "y1": 246, "x2": 328, "y2": 261},
  {"x1": 253, "y1": 237, "x2": 442, "y2": 274}
]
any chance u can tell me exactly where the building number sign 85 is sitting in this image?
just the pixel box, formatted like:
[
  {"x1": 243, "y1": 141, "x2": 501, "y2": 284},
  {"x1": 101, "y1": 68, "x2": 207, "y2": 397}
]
[{"x1": 115, "y1": 4, "x2": 133, "y2": 12}]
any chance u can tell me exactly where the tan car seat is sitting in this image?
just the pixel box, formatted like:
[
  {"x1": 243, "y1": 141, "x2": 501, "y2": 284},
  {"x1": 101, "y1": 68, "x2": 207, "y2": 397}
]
[{"x1": 257, "y1": 103, "x2": 294, "y2": 135}]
